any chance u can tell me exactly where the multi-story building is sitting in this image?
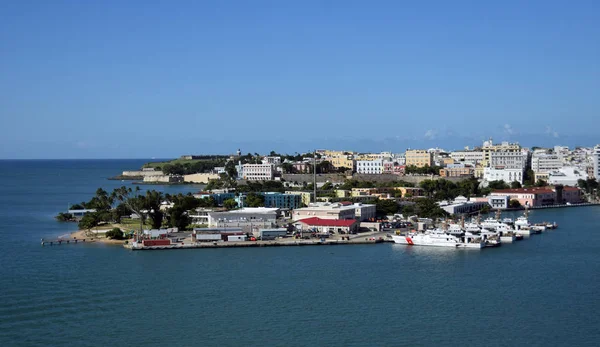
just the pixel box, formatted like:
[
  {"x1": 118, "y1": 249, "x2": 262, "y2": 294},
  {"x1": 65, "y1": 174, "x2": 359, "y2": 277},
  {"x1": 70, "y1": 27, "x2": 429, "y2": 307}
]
[
  {"x1": 242, "y1": 164, "x2": 274, "y2": 181},
  {"x1": 405, "y1": 150, "x2": 433, "y2": 168},
  {"x1": 292, "y1": 202, "x2": 376, "y2": 222},
  {"x1": 285, "y1": 191, "x2": 312, "y2": 206},
  {"x1": 490, "y1": 186, "x2": 582, "y2": 207},
  {"x1": 354, "y1": 152, "x2": 392, "y2": 161},
  {"x1": 261, "y1": 156, "x2": 281, "y2": 165},
  {"x1": 489, "y1": 150, "x2": 526, "y2": 170},
  {"x1": 594, "y1": 145, "x2": 600, "y2": 180},
  {"x1": 488, "y1": 195, "x2": 510, "y2": 209},
  {"x1": 356, "y1": 159, "x2": 384, "y2": 174},
  {"x1": 481, "y1": 139, "x2": 521, "y2": 167},
  {"x1": 546, "y1": 167, "x2": 588, "y2": 186},
  {"x1": 292, "y1": 202, "x2": 356, "y2": 221},
  {"x1": 329, "y1": 153, "x2": 354, "y2": 170},
  {"x1": 439, "y1": 167, "x2": 475, "y2": 178},
  {"x1": 531, "y1": 153, "x2": 563, "y2": 173},
  {"x1": 383, "y1": 161, "x2": 405, "y2": 175},
  {"x1": 483, "y1": 167, "x2": 524, "y2": 184},
  {"x1": 450, "y1": 150, "x2": 484, "y2": 165},
  {"x1": 261, "y1": 192, "x2": 302, "y2": 209}
]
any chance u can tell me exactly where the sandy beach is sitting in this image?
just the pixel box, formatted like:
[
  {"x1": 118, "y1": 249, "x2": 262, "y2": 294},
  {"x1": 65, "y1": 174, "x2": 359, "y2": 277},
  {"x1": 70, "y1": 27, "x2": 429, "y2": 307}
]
[{"x1": 69, "y1": 229, "x2": 129, "y2": 245}]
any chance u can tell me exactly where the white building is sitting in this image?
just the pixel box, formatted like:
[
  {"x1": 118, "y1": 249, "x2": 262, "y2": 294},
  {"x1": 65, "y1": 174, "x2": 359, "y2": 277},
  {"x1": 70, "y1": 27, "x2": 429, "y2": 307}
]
[
  {"x1": 356, "y1": 159, "x2": 384, "y2": 174},
  {"x1": 547, "y1": 167, "x2": 588, "y2": 186},
  {"x1": 262, "y1": 156, "x2": 281, "y2": 165},
  {"x1": 392, "y1": 154, "x2": 406, "y2": 165},
  {"x1": 531, "y1": 153, "x2": 563, "y2": 173},
  {"x1": 488, "y1": 195, "x2": 510, "y2": 209},
  {"x1": 207, "y1": 207, "x2": 279, "y2": 230},
  {"x1": 489, "y1": 150, "x2": 527, "y2": 170},
  {"x1": 438, "y1": 196, "x2": 489, "y2": 215},
  {"x1": 242, "y1": 164, "x2": 274, "y2": 181},
  {"x1": 353, "y1": 202, "x2": 376, "y2": 221},
  {"x1": 450, "y1": 151, "x2": 484, "y2": 165},
  {"x1": 483, "y1": 167, "x2": 524, "y2": 184},
  {"x1": 594, "y1": 145, "x2": 600, "y2": 179}
]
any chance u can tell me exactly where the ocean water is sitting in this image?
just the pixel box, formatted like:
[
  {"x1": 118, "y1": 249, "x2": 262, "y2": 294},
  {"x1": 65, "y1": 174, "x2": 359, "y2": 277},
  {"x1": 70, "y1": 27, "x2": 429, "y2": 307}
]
[{"x1": 0, "y1": 160, "x2": 599, "y2": 347}]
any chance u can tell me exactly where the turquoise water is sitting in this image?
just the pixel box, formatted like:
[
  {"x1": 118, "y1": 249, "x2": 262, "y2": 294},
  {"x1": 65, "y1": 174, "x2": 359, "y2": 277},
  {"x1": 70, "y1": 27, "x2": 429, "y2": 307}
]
[{"x1": 0, "y1": 160, "x2": 599, "y2": 346}]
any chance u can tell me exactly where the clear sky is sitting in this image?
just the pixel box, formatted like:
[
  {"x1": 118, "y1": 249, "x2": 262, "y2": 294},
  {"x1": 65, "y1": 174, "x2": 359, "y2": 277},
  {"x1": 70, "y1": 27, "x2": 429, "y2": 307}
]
[{"x1": 1, "y1": 0, "x2": 598, "y2": 158}]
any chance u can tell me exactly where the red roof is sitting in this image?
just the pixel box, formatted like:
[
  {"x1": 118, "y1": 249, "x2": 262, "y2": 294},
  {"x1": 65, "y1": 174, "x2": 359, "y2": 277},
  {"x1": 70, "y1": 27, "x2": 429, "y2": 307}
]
[
  {"x1": 296, "y1": 217, "x2": 357, "y2": 227},
  {"x1": 339, "y1": 201, "x2": 353, "y2": 206}
]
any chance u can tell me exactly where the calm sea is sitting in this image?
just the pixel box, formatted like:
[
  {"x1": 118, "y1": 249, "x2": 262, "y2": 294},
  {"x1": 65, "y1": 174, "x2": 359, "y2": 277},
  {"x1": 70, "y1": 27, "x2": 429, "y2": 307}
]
[{"x1": 0, "y1": 160, "x2": 599, "y2": 347}]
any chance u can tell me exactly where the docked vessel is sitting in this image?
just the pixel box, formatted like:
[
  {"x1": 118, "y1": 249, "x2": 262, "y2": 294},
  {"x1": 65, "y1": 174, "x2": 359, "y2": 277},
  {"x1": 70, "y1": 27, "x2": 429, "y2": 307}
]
[{"x1": 391, "y1": 230, "x2": 484, "y2": 249}]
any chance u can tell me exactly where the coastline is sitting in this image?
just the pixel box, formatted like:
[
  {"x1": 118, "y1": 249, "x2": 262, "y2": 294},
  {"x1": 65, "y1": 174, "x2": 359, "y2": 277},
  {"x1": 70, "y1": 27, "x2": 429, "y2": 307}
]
[{"x1": 70, "y1": 230, "x2": 128, "y2": 245}]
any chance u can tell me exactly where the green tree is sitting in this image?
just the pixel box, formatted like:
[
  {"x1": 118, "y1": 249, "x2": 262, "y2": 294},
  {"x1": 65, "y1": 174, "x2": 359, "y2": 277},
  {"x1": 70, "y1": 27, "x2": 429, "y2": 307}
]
[
  {"x1": 166, "y1": 206, "x2": 190, "y2": 230},
  {"x1": 510, "y1": 181, "x2": 522, "y2": 189},
  {"x1": 375, "y1": 199, "x2": 400, "y2": 217},
  {"x1": 55, "y1": 212, "x2": 74, "y2": 222},
  {"x1": 112, "y1": 186, "x2": 147, "y2": 237},
  {"x1": 535, "y1": 179, "x2": 548, "y2": 187},
  {"x1": 245, "y1": 193, "x2": 265, "y2": 207},
  {"x1": 69, "y1": 204, "x2": 84, "y2": 210},
  {"x1": 488, "y1": 180, "x2": 510, "y2": 190},
  {"x1": 111, "y1": 203, "x2": 131, "y2": 224},
  {"x1": 321, "y1": 182, "x2": 333, "y2": 190},
  {"x1": 401, "y1": 204, "x2": 416, "y2": 215},
  {"x1": 223, "y1": 198, "x2": 238, "y2": 210},
  {"x1": 106, "y1": 227, "x2": 124, "y2": 240},
  {"x1": 143, "y1": 190, "x2": 165, "y2": 229},
  {"x1": 414, "y1": 198, "x2": 448, "y2": 219},
  {"x1": 225, "y1": 160, "x2": 238, "y2": 179},
  {"x1": 78, "y1": 213, "x2": 100, "y2": 231},
  {"x1": 509, "y1": 199, "x2": 522, "y2": 208}
]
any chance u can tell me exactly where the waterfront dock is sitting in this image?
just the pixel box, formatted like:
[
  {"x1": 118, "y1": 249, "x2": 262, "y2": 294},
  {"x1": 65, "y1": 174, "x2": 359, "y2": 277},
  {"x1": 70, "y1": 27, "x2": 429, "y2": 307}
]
[
  {"x1": 125, "y1": 233, "x2": 387, "y2": 250},
  {"x1": 41, "y1": 237, "x2": 91, "y2": 246}
]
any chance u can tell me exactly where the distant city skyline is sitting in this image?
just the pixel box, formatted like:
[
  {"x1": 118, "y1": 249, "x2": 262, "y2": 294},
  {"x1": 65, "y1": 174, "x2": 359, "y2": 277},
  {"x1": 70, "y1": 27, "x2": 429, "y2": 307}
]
[{"x1": 1, "y1": 1, "x2": 599, "y2": 159}]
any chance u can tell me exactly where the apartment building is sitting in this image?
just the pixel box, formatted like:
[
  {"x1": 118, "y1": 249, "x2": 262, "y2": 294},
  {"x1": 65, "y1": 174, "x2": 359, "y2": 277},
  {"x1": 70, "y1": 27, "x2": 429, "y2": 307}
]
[
  {"x1": 594, "y1": 145, "x2": 600, "y2": 179},
  {"x1": 356, "y1": 159, "x2": 384, "y2": 174},
  {"x1": 242, "y1": 164, "x2": 274, "y2": 181},
  {"x1": 531, "y1": 153, "x2": 563, "y2": 173},
  {"x1": 405, "y1": 150, "x2": 433, "y2": 168}
]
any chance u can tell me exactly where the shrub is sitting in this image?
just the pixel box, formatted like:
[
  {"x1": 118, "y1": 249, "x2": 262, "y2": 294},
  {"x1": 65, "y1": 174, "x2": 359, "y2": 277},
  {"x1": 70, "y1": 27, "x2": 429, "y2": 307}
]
[{"x1": 106, "y1": 228, "x2": 124, "y2": 240}]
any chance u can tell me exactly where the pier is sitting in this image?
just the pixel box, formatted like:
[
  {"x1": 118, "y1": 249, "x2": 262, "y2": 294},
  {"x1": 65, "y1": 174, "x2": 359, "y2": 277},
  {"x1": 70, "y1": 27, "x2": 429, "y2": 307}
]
[
  {"x1": 124, "y1": 234, "x2": 387, "y2": 250},
  {"x1": 41, "y1": 237, "x2": 91, "y2": 246}
]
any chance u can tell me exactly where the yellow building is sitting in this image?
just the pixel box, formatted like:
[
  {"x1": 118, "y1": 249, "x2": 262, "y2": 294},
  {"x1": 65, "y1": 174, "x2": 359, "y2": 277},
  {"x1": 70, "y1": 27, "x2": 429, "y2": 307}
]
[
  {"x1": 442, "y1": 158, "x2": 455, "y2": 166},
  {"x1": 324, "y1": 150, "x2": 355, "y2": 169},
  {"x1": 405, "y1": 150, "x2": 433, "y2": 168},
  {"x1": 351, "y1": 188, "x2": 378, "y2": 197},
  {"x1": 334, "y1": 189, "x2": 351, "y2": 198},
  {"x1": 475, "y1": 165, "x2": 485, "y2": 178}
]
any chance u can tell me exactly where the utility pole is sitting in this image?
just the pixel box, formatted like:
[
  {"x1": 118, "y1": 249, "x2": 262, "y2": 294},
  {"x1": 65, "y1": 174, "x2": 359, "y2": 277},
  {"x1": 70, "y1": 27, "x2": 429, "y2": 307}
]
[{"x1": 313, "y1": 149, "x2": 317, "y2": 203}]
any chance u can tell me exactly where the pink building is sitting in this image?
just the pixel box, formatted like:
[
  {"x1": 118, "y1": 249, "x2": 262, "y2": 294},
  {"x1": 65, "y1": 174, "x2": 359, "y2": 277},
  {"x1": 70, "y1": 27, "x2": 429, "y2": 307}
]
[
  {"x1": 490, "y1": 186, "x2": 582, "y2": 207},
  {"x1": 383, "y1": 163, "x2": 405, "y2": 175}
]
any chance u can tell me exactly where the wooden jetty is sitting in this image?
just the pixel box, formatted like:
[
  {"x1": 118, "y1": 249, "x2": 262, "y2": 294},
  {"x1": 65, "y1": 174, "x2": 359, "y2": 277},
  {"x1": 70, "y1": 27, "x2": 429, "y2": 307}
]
[{"x1": 41, "y1": 237, "x2": 91, "y2": 246}]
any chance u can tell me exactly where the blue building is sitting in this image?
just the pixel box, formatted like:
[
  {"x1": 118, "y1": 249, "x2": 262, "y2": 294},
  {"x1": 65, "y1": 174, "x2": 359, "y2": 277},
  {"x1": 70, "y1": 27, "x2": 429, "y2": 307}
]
[
  {"x1": 235, "y1": 192, "x2": 302, "y2": 209},
  {"x1": 262, "y1": 192, "x2": 302, "y2": 209}
]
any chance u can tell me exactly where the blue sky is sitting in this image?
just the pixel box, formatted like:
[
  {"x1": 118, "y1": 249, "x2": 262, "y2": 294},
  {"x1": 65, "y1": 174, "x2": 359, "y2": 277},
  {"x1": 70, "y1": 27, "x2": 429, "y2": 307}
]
[{"x1": 1, "y1": 0, "x2": 598, "y2": 158}]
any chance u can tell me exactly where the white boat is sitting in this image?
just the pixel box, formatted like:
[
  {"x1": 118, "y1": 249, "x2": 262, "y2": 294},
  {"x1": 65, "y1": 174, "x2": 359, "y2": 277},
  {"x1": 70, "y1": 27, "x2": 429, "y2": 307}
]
[
  {"x1": 515, "y1": 228, "x2": 531, "y2": 236},
  {"x1": 502, "y1": 217, "x2": 514, "y2": 225},
  {"x1": 500, "y1": 234, "x2": 516, "y2": 243},
  {"x1": 514, "y1": 216, "x2": 531, "y2": 229},
  {"x1": 391, "y1": 230, "x2": 484, "y2": 249}
]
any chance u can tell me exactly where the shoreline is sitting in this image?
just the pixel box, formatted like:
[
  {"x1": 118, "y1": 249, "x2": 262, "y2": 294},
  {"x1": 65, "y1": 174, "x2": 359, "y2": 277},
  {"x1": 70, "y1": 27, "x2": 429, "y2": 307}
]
[{"x1": 70, "y1": 230, "x2": 128, "y2": 245}]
